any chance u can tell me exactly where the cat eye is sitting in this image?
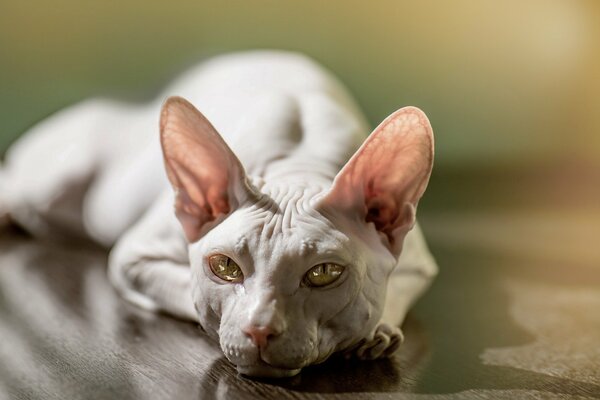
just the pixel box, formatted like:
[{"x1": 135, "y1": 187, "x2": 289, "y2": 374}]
[
  {"x1": 208, "y1": 254, "x2": 243, "y2": 283},
  {"x1": 303, "y1": 263, "x2": 345, "y2": 288}
]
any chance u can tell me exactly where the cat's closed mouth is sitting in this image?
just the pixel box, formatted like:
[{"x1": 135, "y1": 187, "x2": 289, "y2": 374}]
[
  {"x1": 234, "y1": 346, "x2": 306, "y2": 378},
  {"x1": 236, "y1": 360, "x2": 302, "y2": 378}
]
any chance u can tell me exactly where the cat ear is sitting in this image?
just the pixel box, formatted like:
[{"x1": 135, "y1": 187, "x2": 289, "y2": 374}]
[
  {"x1": 318, "y1": 107, "x2": 434, "y2": 256},
  {"x1": 160, "y1": 96, "x2": 257, "y2": 242}
]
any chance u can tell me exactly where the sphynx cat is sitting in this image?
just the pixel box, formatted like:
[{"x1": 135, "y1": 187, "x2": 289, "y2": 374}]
[{"x1": 0, "y1": 51, "x2": 437, "y2": 378}]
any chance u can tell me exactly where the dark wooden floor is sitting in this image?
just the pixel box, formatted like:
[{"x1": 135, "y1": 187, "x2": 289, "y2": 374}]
[{"x1": 1, "y1": 166, "x2": 599, "y2": 399}]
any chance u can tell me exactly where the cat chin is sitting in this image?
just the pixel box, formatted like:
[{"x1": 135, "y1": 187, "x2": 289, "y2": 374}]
[{"x1": 236, "y1": 362, "x2": 302, "y2": 378}]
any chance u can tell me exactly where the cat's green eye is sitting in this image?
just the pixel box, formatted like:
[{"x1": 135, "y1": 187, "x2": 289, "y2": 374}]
[
  {"x1": 304, "y1": 263, "x2": 345, "y2": 288},
  {"x1": 208, "y1": 254, "x2": 243, "y2": 283}
]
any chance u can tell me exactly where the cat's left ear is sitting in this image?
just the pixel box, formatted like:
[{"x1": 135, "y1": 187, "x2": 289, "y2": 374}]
[{"x1": 317, "y1": 107, "x2": 434, "y2": 257}]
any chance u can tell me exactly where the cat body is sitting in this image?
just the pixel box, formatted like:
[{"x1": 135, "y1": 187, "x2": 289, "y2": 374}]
[{"x1": 0, "y1": 51, "x2": 437, "y2": 378}]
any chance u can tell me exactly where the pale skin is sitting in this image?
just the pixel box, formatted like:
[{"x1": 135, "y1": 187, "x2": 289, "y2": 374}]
[{"x1": 0, "y1": 51, "x2": 438, "y2": 378}]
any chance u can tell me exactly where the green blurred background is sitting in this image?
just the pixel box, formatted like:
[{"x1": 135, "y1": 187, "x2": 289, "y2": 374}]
[
  {"x1": 1, "y1": 0, "x2": 598, "y2": 257},
  {"x1": 1, "y1": 0, "x2": 599, "y2": 169}
]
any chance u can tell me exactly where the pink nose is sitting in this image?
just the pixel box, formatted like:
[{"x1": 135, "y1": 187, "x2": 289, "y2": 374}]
[{"x1": 243, "y1": 325, "x2": 279, "y2": 348}]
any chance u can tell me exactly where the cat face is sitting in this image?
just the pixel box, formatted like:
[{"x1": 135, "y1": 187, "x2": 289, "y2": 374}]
[
  {"x1": 159, "y1": 96, "x2": 433, "y2": 377},
  {"x1": 187, "y1": 182, "x2": 398, "y2": 377}
]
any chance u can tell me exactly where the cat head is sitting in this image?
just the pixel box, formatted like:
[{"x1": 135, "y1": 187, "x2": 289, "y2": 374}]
[{"x1": 159, "y1": 96, "x2": 434, "y2": 377}]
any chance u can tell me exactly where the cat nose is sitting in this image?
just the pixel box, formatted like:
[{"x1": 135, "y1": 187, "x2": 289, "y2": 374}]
[{"x1": 242, "y1": 325, "x2": 280, "y2": 348}]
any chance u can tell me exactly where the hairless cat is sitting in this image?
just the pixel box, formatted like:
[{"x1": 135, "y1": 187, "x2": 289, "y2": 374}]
[{"x1": 0, "y1": 50, "x2": 437, "y2": 378}]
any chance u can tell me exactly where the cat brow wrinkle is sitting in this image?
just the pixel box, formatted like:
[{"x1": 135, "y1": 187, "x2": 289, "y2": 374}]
[
  {"x1": 300, "y1": 238, "x2": 317, "y2": 256},
  {"x1": 234, "y1": 236, "x2": 248, "y2": 253}
]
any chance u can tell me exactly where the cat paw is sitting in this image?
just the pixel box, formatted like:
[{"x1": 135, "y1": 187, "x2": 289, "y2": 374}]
[{"x1": 345, "y1": 323, "x2": 404, "y2": 360}]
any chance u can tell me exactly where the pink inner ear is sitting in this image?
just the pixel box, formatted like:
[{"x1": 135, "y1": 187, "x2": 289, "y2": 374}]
[
  {"x1": 170, "y1": 160, "x2": 231, "y2": 218},
  {"x1": 160, "y1": 96, "x2": 252, "y2": 242},
  {"x1": 365, "y1": 190, "x2": 399, "y2": 234},
  {"x1": 322, "y1": 106, "x2": 434, "y2": 248}
]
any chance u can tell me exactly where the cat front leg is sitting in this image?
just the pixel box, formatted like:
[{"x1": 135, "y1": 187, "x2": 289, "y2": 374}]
[
  {"x1": 108, "y1": 193, "x2": 198, "y2": 322},
  {"x1": 343, "y1": 323, "x2": 404, "y2": 360},
  {"x1": 382, "y1": 223, "x2": 438, "y2": 327},
  {"x1": 344, "y1": 272, "x2": 433, "y2": 360},
  {"x1": 109, "y1": 255, "x2": 197, "y2": 321},
  {"x1": 346, "y1": 223, "x2": 437, "y2": 360}
]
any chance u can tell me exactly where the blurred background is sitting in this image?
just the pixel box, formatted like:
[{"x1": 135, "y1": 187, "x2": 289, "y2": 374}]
[
  {"x1": 1, "y1": 0, "x2": 598, "y2": 168},
  {"x1": 1, "y1": 0, "x2": 598, "y2": 258},
  {"x1": 1, "y1": 1, "x2": 599, "y2": 396}
]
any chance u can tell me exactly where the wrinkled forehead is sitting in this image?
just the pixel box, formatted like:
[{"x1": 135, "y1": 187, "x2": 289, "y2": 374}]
[
  {"x1": 238, "y1": 218, "x2": 348, "y2": 259},
  {"x1": 224, "y1": 182, "x2": 352, "y2": 258}
]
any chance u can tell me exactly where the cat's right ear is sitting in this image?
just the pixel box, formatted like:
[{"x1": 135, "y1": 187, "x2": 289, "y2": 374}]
[
  {"x1": 316, "y1": 106, "x2": 434, "y2": 257},
  {"x1": 160, "y1": 96, "x2": 257, "y2": 242}
]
